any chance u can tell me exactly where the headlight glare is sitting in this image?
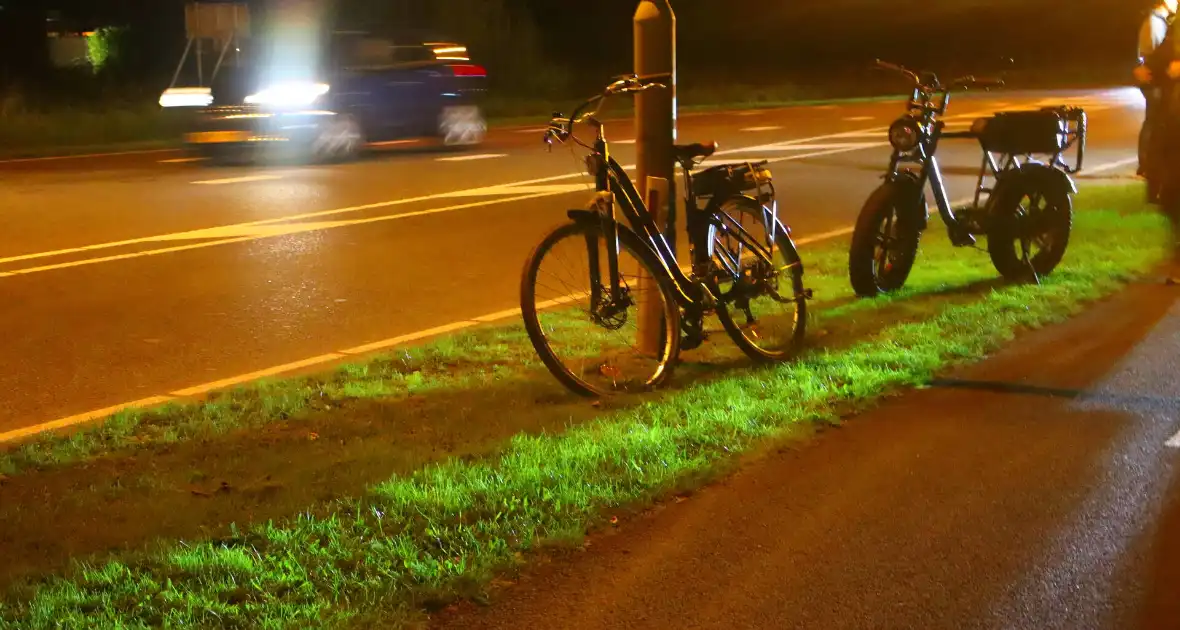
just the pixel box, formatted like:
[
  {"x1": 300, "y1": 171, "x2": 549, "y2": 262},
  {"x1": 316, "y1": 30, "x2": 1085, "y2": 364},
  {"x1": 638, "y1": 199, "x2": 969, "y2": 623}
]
[{"x1": 245, "y1": 82, "x2": 330, "y2": 108}]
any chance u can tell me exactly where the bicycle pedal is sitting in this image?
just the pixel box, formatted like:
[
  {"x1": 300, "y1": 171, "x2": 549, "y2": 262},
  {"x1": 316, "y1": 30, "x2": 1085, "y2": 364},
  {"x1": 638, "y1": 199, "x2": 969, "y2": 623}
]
[
  {"x1": 949, "y1": 231, "x2": 977, "y2": 248},
  {"x1": 681, "y1": 332, "x2": 707, "y2": 351}
]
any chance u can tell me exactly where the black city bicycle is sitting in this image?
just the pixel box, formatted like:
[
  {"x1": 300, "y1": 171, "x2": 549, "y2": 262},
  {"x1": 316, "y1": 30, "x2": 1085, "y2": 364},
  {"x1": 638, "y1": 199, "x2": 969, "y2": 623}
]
[
  {"x1": 848, "y1": 60, "x2": 1086, "y2": 297},
  {"x1": 520, "y1": 74, "x2": 810, "y2": 397}
]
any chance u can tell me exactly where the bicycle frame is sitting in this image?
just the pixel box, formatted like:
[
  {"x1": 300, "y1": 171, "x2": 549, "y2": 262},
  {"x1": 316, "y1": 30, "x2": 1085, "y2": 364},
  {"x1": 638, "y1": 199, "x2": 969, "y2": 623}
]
[
  {"x1": 591, "y1": 132, "x2": 706, "y2": 308},
  {"x1": 587, "y1": 129, "x2": 785, "y2": 313},
  {"x1": 545, "y1": 75, "x2": 792, "y2": 324},
  {"x1": 885, "y1": 85, "x2": 967, "y2": 230}
]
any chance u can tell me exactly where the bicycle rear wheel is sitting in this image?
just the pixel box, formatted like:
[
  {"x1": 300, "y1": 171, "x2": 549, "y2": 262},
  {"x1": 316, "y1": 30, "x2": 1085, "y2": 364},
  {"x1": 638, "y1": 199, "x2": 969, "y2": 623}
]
[
  {"x1": 709, "y1": 197, "x2": 807, "y2": 362},
  {"x1": 521, "y1": 220, "x2": 682, "y2": 397}
]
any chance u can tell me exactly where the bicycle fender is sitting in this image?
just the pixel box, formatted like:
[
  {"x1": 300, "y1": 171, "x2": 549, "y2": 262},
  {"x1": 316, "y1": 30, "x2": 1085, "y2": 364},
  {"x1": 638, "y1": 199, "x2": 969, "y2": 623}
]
[
  {"x1": 880, "y1": 171, "x2": 930, "y2": 232},
  {"x1": 991, "y1": 163, "x2": 1078, "y2": 205},
  {"x1": 566, "y1": 209, "x2": 604, "y2": 225},
  {"x1": 702, "y1": 193, "x2": 760, "y2": 216}
]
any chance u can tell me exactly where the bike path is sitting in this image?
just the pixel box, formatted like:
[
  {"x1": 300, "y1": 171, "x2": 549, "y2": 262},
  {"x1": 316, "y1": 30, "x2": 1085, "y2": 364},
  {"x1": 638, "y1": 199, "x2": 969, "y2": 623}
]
[{"x1": 431, "y1": 277, "x2": 1180, "y2": 630}]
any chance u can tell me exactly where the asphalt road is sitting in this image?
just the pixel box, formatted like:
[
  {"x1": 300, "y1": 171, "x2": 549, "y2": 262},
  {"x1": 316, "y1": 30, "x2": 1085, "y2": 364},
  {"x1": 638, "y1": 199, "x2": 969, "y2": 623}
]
[
  {"x1": 429, "y1": 280, "x2": 1180, "y2": 630},
  {"x1": 0, "y1": 88, "x2": 1144, "y2": 440}
]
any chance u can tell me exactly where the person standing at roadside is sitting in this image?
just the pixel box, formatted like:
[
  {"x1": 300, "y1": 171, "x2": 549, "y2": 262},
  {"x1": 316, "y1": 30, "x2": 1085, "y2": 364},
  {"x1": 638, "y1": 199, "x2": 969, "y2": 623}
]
[
  {"x1": 1136, "y1": 0, "x2": 1177, "y2": 182},
  {"x1": 1139, "y1": 0, "x2": 1180, "y2": 262}
]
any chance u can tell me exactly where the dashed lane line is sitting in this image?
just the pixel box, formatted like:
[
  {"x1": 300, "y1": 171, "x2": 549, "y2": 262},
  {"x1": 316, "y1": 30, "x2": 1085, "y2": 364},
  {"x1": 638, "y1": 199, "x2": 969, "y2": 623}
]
[
  {"x1": 192, "y1": 174, "x2": 284, "y2": 185},
  {"x1": 435, "y1": 153, "x2": 508, "y2": 162}
]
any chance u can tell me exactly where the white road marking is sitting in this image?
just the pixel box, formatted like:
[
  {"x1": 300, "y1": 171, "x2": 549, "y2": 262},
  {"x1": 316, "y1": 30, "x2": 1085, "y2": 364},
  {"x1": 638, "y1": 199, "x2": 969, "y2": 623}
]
[
  {"x1": 0, "y1": 191, "x2": 561, "y2": 278},
  {"x1": 440, "y1": 183, "x2": 588, "y2": 198},
  {"x1": 0, "y1": 148, "x2": 178, "y2": 164},
  {"x1": 172, "y1": 354, "x2": 348, "y2": 397},
  {"x1": 0, "y1": 395, "x2": 176, "y2": 444},
  {"x1": 796, "y1": 226, "x2": 855, "y2": 244},
  {"x1": 700, "y1": 157, "x2": 775, "y2": 165},
  {"x1": 192, "y1": 174, "x2": 284, "y2": 185},
  {"x1": 615, "y1": 139, "x2": 637, "y2": 144},
  {"x1": 159, "y1": 157, "x2": 206, "y2": 164},
  {"x1": 735, "y1": 142, "x2": 881, "y2": 151},
  {"x1": 827, "y1": 131, "x2": 882, "y2": 139},
  {"x1": 1166, "y1": 429, "x2": 1180, "y2": 448},
  {"x1": 368, "y1": 139, "x2": 421, "y2": 148},
  {"x1": 435, "y1": 153, "x2": 507, "y2": 162},
  {"x1": 843, "y1": 116, "x2": 875, "y2": 121},
  {"x1": 741, "y1": 126, "x2": 783, "y2": 132},
  {"x1": 1082, "y1": 157, "x2": 1139, "y2": 175}
]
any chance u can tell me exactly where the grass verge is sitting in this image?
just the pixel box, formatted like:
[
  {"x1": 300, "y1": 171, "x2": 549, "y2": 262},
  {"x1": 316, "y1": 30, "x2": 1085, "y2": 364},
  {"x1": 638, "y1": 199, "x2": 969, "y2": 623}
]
[{"x1": 0, "y1": 185, "x2": 1166, "y2": 628}]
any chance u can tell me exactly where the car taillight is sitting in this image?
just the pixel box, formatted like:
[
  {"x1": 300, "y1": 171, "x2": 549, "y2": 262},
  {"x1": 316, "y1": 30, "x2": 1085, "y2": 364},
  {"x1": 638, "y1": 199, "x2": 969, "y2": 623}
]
[{"x1": 448, "y1": 64, "x2": 487, "y2": 78}]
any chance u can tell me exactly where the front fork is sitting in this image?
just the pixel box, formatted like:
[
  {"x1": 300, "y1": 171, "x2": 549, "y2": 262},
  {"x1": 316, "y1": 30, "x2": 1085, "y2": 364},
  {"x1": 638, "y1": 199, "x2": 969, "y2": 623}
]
[
  {"x1": 921, "y1": 156, "x2": 977, "y2": 247},
  {"x1": 589, "y1": 190, "x2": 708, "y2": 349}
]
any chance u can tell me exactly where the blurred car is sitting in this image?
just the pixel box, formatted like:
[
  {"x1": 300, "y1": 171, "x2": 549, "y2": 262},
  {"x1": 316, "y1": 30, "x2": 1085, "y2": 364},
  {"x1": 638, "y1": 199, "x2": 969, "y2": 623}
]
[{"x1": 172, "y1": 32, "x2": 487, "y2": 163}]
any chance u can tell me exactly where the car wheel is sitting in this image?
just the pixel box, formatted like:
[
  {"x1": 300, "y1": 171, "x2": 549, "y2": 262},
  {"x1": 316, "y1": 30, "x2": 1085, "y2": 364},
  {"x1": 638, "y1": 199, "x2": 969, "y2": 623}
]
[
  {"x1": 439, "y1": 105, "x2": 486, "y2": 147},
  {"x1": 311, "y1": 114, "x2": 363, "y2": 163}
]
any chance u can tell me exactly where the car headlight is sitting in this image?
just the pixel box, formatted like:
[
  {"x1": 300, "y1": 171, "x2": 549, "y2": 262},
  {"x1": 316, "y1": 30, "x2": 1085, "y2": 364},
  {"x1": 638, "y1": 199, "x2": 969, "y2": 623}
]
[
  {"x1": 888, "y1": 117, "x2": 923, "y2": 152},
  {"x1": 244, "y1": 82, "x2": 329, "y2": 107},
  {"x1": 159, "y1": 87, "x2": 213, "y2": 108}
]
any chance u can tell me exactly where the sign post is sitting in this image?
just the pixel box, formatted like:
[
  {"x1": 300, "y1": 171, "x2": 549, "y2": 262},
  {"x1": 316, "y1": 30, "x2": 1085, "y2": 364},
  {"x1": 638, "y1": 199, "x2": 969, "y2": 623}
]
[{"x1": 633, "y1": 0, "x2": 677, "y2": 355}]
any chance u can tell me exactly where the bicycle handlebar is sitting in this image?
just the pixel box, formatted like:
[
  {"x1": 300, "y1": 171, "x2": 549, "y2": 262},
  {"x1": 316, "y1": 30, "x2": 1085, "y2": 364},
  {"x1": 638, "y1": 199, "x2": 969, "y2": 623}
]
[
  {"x1": 952, "y1": 75, "x2": 1005, "y2": 90},
  {"x1": 875, "y1": 59, "x2": 921, "y2": 85},
  {"x1": 544, "y1": 73, "x2": 670, "y2": 148},
  {"x1": 875, "y1": 59, "x2": 1005, "y2": 93}
]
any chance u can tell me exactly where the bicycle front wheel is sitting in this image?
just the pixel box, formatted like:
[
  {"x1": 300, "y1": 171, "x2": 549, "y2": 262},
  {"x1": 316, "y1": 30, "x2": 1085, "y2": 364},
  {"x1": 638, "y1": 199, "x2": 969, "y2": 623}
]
[
  {"x1": 709, "y1": 197, "x2": 808, "y2": 362},
  {"x1": 521, "y1": 220, "x2": 682, "y2": 397}
]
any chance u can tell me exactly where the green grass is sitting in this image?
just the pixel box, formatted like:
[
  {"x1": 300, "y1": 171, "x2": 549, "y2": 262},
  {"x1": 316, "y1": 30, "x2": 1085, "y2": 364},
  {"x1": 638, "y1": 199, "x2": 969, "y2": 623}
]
[
  {"x1": 0, "y1": 185, "x2": 1167, "y2": 628},
  {"x1": 0, "y1": 107, "x2": 191, "y2": 157}
]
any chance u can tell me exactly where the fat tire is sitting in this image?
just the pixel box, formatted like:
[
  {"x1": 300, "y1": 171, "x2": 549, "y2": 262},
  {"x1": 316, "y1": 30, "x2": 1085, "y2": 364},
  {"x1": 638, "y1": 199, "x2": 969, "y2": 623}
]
[
  {"x1": 987, "y1": 187, "x2": 1072, "y2": 281},
  {"x1": 848, "y1": 182, "x2": 923, "y2": 297}
]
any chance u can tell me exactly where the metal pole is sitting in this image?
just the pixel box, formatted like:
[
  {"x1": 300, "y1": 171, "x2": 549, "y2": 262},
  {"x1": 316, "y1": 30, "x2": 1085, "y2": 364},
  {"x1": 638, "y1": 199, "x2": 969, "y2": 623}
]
[{"x1": 634, "y1": 0, "x2": 676, "y2": 355}]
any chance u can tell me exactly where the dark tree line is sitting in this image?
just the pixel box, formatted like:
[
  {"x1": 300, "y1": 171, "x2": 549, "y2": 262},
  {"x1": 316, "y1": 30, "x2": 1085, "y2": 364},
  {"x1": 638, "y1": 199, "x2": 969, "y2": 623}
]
[{"x1": 0, "y1": 0, "x2": 1149, "y2": 110}]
